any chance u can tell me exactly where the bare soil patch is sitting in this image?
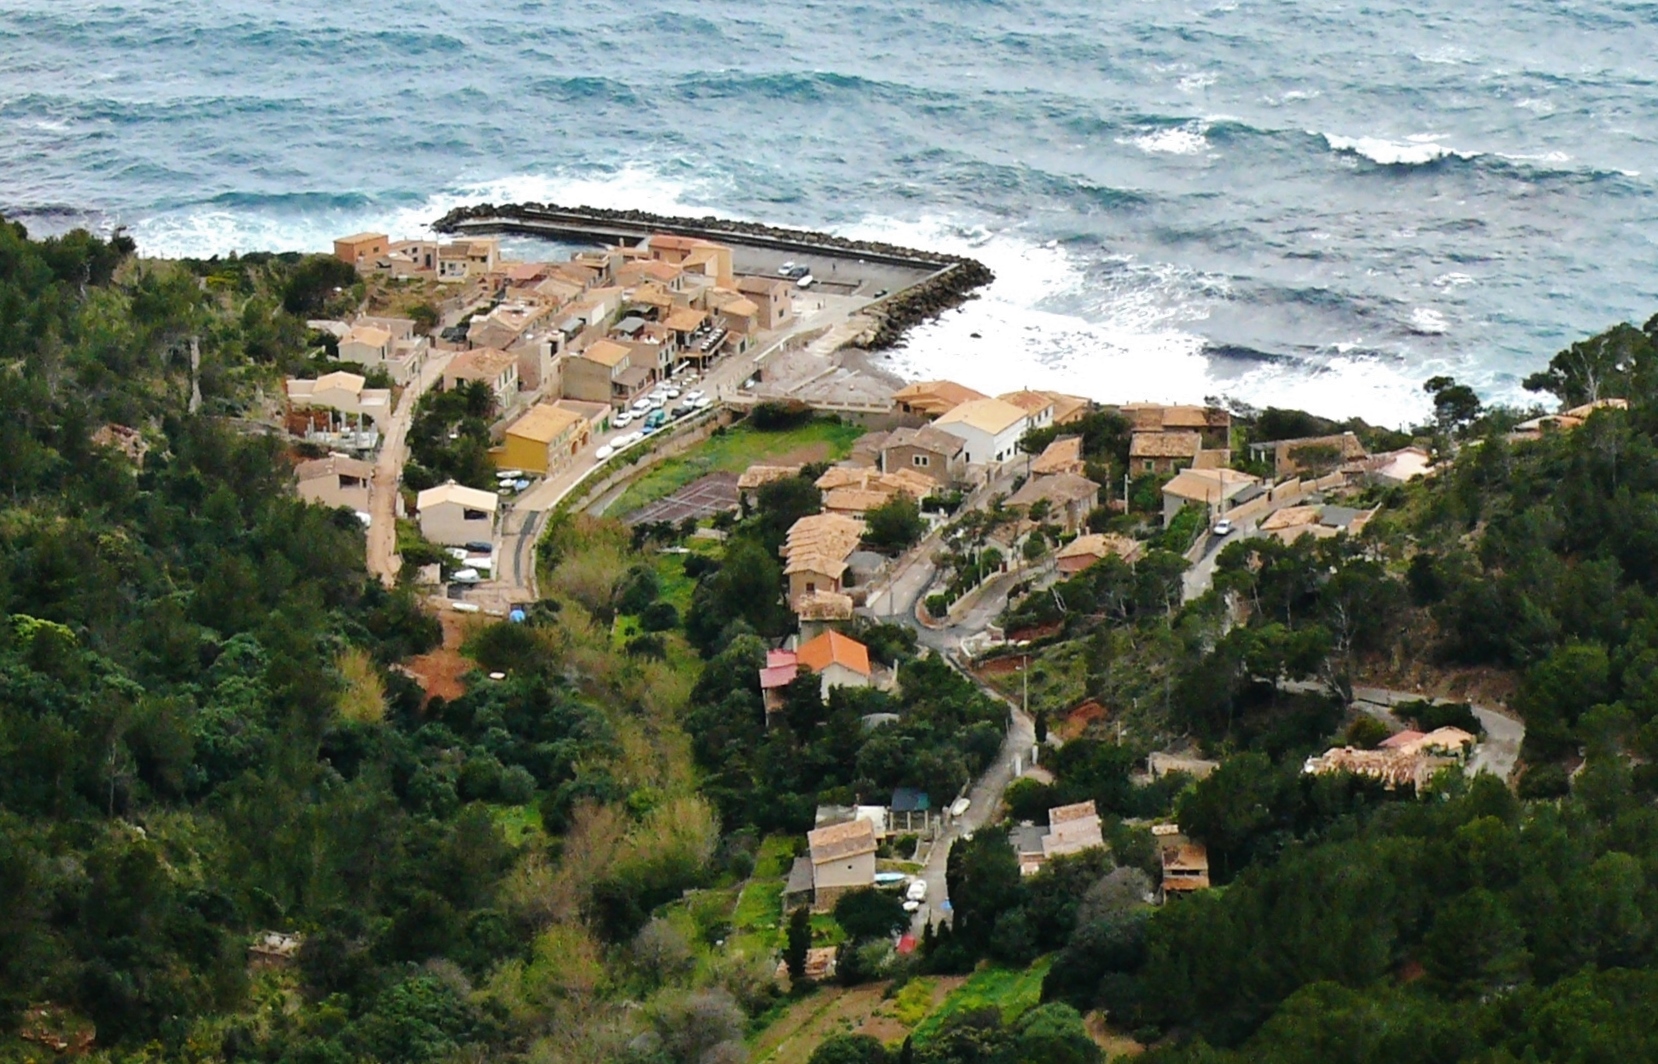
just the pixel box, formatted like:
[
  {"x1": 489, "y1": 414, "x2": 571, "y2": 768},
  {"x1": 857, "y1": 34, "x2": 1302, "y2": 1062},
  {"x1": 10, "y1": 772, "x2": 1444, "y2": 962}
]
[{"x1": 404, "y1": 609, "x2": 474, "y2": 704}]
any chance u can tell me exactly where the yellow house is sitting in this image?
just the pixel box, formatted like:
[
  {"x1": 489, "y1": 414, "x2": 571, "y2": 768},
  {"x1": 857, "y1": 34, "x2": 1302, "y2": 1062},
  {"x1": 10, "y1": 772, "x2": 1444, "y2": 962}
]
[{"x1": 494, "y1": 402, "x2": 589, "y2": 475}]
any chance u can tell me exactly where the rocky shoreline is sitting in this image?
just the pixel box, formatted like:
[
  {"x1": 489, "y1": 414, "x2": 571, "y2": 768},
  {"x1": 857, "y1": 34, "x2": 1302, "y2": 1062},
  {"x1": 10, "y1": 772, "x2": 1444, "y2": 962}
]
[{"x1": 431, "y1": 201, "x2": 993, "y2": 352}]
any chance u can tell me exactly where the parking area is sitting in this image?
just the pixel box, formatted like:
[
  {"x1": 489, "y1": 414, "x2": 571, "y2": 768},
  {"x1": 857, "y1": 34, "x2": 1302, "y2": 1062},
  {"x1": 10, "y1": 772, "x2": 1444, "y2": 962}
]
[
  {"x1": 623, "y1": 471, "x2": 740, "y2": 526},
  {"x1": 727, "y1": 247, "x2": 938, "y2": 300}
]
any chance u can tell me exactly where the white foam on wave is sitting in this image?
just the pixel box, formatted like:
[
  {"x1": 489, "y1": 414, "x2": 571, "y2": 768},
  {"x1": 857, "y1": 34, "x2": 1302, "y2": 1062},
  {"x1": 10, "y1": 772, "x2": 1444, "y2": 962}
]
[
  {"x1": 1121, "y1": 122, "x2": 1211, "y2": 156},
  {"x1": 838, "y1": 214, "x2": 1434, "y2": 425},
  {"x1": 1433, "y1": 272, "x2": 1477, "y2": 289},
  {"x1": 1178, "y1": 73, "x2": 1218, "y2": 93},
  {"x1": 126, "y1": 164, "x2": 715, "y2": 259},
  {"x1": 1409, "y1": 307, "x2": 1450, "y2": 335},
  {"x1": 1322, "y1": 132, "x2": 1478, "y2": 166}
]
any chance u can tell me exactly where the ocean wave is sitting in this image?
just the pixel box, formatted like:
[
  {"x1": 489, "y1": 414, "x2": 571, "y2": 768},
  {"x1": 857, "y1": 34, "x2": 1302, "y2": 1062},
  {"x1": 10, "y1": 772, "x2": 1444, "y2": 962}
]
[
  {"x1": 1322, "y1": 132, "x2": 1479, "y2": 167},
  {"x1": 122, "y1": 165, "x2": 722, "y2": 259},
  {"x1": 524, "y1": 75, "x2": 639, "y2": 105},
  {"x1": 838, "y1": 213, "x2": 1431, "y2": 424},
  {"x1": 1120, "y1": 121, "x2": 1211, "y2": 156}
]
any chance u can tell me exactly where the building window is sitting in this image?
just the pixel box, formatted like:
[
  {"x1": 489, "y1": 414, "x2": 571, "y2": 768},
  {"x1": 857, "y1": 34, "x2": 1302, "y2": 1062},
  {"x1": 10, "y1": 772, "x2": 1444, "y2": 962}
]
[
  {"x1": 913, "y1": 454, "x2": 929, "y2": 467},
  {"x1": 463, "y1": 508, "x2": 487, "y2": 521},
  {"x1": 1143, "y1": 460, "x2": 1155, "y2": 472}
]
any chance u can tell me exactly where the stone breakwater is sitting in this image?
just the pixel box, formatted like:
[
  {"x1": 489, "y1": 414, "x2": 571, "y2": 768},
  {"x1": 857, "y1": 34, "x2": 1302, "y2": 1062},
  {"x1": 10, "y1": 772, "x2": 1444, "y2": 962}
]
[{"x1": 431, "y1": 201, "x2": 993, "y2": 352}]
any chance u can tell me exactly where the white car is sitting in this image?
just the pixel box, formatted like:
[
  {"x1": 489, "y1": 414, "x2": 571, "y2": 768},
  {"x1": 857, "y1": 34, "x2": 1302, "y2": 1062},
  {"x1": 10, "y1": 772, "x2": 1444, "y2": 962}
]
[
  {"x1": 692, "y1": 396, "x2": 713, "y2": 410},
  {"x1": 613, "y1": 411, "x2": 634, "y2": 427},
  {"x1": 617, "y1": 431, "x2": 643, "y2": 447},
  {"x1": 796, "y1": 274, "x2": 815, "y2": 289},
  {"x1": 777, "y1": 260, "x2": 798, "y2": 276},
  {"x1": 662, "y1": 387, "x2": 680, "y2": 399},
  {"x1": 1212, "y1": 519, "x2": 1235, "y2": 537},
  {"x1": 594, "y1": 444, "x2": 615, "y2": 461},
  {"x1": 684, "y1": 389, "x2": 706, "y2": 402},
  {"x1": 631, "y1": 398, "x2": 653, "y2": 412},
  {"x1": 649, "y1": 398, "x2": 665, "y2": 410},
  {"x1": 450, "y1": 567, "x2": 481, "y2": 584},
  {"x1": 906, "y1": 879, "x2": 929, "y2": 903},
  {"x1": 903, "y1": 900, "x2": 921, "y2": 913}
]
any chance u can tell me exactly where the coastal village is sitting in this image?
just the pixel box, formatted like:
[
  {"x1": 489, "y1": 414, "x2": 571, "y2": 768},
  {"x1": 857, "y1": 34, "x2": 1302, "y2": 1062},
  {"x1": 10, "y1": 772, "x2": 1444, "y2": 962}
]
[
  {"x1": 6, "y1": 209, "x2": 1644, "y2": 1064},
  {"x1": 273, "y1": 219, "x2": 1533, "y2": 945}
]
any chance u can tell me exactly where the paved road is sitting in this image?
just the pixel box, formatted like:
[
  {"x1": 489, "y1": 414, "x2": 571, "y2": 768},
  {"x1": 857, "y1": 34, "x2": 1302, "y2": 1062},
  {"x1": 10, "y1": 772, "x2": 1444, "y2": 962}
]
[
  {"x1": 1181, "y1": 516, "x2": 1264, "y2": 602},
  {"x1": 466, "y1": 291, "x2": 875, "y2": 607},
  {"x1": 367, "y1": 350, "x2": 454, "y2": 586},
  {"x1": 910, "y1": 666, "x2": 1036, "y2": 934},
  {"x1": 1351, "y1": 685, "x2": 1524, "y2": 782}
]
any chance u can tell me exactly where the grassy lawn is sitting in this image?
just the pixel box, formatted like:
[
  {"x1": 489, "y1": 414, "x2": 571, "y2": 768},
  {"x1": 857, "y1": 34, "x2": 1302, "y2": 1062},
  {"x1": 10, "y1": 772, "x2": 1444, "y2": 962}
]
[
  {"x1": 651, "y1": 539, "x2": 721, "y2": 615},
  {"x1": 611, "y1": 419, "x2": 865, "y2": 516},
  {"x1": 910, "y1": 958, "x2": 1053, "y2": 1042},
  {"x1": 485, "y1": 803, "x2": 546, "y2": 848}
]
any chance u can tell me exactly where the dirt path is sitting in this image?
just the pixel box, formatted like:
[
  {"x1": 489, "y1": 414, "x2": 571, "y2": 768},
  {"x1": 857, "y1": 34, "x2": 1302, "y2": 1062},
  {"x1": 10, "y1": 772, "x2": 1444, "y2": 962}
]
[{"x1": 367, "y1": 351, "x2": 454, "y2": 586}]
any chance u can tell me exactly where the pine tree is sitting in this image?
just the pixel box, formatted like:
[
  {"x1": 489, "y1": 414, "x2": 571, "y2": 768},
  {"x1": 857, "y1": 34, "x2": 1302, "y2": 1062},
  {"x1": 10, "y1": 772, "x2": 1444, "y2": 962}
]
[{"x1": 786, "y1": 905, "x2": 812, "y2": 983}]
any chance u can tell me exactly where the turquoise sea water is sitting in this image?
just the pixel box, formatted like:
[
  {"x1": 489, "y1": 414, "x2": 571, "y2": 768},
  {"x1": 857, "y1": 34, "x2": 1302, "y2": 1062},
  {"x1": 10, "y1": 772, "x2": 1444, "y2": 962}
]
[{"x1": 5, "y1": 0, "x2": 1658, "y2": 422}]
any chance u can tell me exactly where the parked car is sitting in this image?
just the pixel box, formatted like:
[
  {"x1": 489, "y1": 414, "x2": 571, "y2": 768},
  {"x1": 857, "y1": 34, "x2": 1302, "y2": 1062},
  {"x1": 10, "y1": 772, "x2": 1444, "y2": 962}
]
[
  {"x1": 906, "y1": 879, "x2": 929, "y2": 903},
  {"x1": 644, "y1": 410, "x2": 667, "y2": 429},
  {"x1": 786, "y1": 264, "x2": 810, "y2": 279},
  {"x1": 631, "y1": 398, "x2": 653, "y2": 412},
  {"x1": 594, "y1": 445, "x2": 615, "y2": 460},
  {"x1": 662, "y1": 387, "x2": 680, "y2": 399},
  {"x1": 613, "y1": 410, "x2": 634, "y2": 427},
  {"x1": 692, "y1": 396, "x2": 713, "y2": 410},
  {"x1": 464, "y1": 541, "x2": 493, "y2": 554},
  {"x1": 1212, "y1": 519, "x2": 1235, "y2": 537},
  {"x1": 949, "y1": 797, "x2": 971, "y2": 818},
  {"x1": 796, "y1": 274, "x2": 816, "y2": 289},
  {"x1": 450, "y1": 568, "x2": 481, "y2": 584},
  {"x1": 777, "y1": 260, "x2": 798, "y2": 276},
  {"x1": 670, "y1": 404, "x2": 693, "y2": 419},
  {"x1": 684, "y1": 389, "x2": 706, "y2": 402}
]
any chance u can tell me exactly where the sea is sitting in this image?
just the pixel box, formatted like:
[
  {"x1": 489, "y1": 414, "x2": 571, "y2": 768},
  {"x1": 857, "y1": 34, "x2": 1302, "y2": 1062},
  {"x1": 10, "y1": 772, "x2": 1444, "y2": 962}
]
[{"x1": 5, "y1": 0, "x2": 1658, "y2": 426}]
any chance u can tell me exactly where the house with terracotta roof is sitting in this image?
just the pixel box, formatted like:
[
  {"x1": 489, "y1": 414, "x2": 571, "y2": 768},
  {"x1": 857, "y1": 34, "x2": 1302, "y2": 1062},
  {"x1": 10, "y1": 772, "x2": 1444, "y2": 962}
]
[
  {"x1": 790, "y1": 818, "x2": 879, "y2": 910},
  {"x1": 1122, "y1": 403, "x2": 1231, "y2": 447},
  {"x1": 934, "y1": 398, "x2": 1031, "y2": 467},
  {"x1": 467, "y1": 300, "x2": 551, "y2": 353},
  {"x1": 333, "y1": 232, "x2": 388, "y2": 269},
  {"x1": 892, "y1": 380, "x2": 988, "y2": 419},
  {"x1": 416, "y1": 482, "x2": 498, "y2": 546},
  {"x1": 644, "y1": 233, "x2": 733, "y2": 286},
  {"x1": 1130, "y1": 430, "x2": 1203, "y2": 475},
  {"x1": 1015, "y1": 800, "x2": 1106, "y2": 875},
  {"x1": 1030, "y1": 435, "x2": 1085, "y2": 476},
  {"x1": 795, "y1": 630, "x2": 873, "y2": 699},
  {"x1": 759, "y1": 648, "x2": 800, "y2": 715},
  {"x1": 814, "y1": 466, "x2": 935, "y2": 516},
  {"x1": 338, "y1": 317, "x2": 429, "y2": 386},
  {"x1": 494, "y1": 403, "x2": 589, "y2": 476},
  {"x1": 795, "y1": 590, "x2": 856, "y2": 639},
  {"x1": 1007, "y1": 472, "x2": 1101, "y2": 535},
  {"x1": 1260, "y1": 503, "x2": 1377, "y2": 543},
  {"x1": 1043, "y1": 391, "x2": 1093, "y2": 426},
  {"x1": 295, "y1": 454, "x2": 374, "y2": 513},
  {"x1": 1161, "y1": 468, "x2": 1263, "y2": 525},
  {"x1": 736, "y1": 275, "x2": 795, "y2": 330},
  {"x1": 444, "y1": 348, "x2": 520, "y2": 411},
  {"x1": 1055, "y1": 533, "x2": 1143, "y2": 575},
  {"x1": 1248, "y1": 432, "x2": 1369, "y2": 478},
  {"x1": 286, "y1": 371, "x2": 392, "y2": 430},
  {"x1": 998, "y1": 390, "x2": 1056, "y2": 431},
  {"x1": 879, "y1": 424, "x2": 966, "y2": 486},
  {"x1": 1160, "y1": 842, "x2": 1211, "y2": 898},
  {"x1": 782, "y1": 513, "x2": 866, "y2": 606},
  {"x1": 562, "y1": 338, "x2": 650, "y2": 407}
]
